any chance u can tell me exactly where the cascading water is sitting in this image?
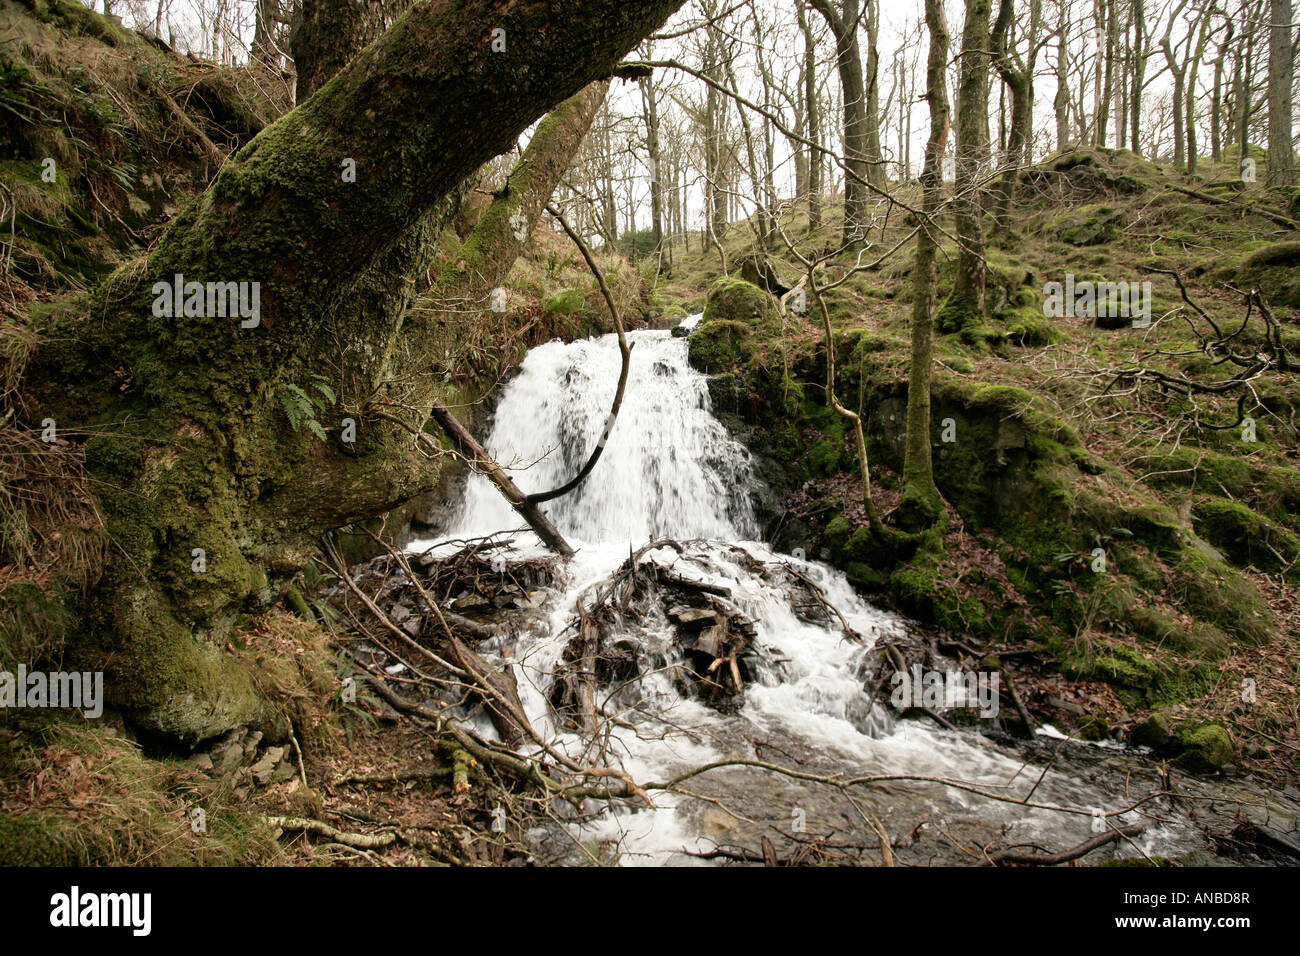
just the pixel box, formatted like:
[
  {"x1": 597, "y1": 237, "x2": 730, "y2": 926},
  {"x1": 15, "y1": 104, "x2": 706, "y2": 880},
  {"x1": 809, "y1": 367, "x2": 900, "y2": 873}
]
[{"x1": 412, "y1": 321, "x2": 1290, "y2": 865}]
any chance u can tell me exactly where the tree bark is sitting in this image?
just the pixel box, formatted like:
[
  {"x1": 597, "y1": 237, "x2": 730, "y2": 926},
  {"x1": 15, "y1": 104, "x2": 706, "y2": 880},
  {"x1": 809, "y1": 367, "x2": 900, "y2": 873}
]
[
  {"x1": 799, "y1": 3, "x2": 823, "y2": 230},
  {"x1": 811, "y1": 0, "x2": 872, "y2": 248},
  {"x1": 1130, "y1": 0, "x2": 1146, "y2": 154},
  {"x1": 1267, "y1": 0, "x2": 1296, "y2": 185},
  {"x1": 898, "y1": 0, "x2": 951, "y2": 531},
  {"x1": 945, "y1": 0, "x2": 991, "y2": 331},
  {"x1": 31, "y1": 0, "x2": 684, "y2": 743},
  {"x1": 291, "y1": 0, "x2": 395, "y2": 102},
  {"x1": 991, "y1": 0, "x2": 1038, "y2": 230}
]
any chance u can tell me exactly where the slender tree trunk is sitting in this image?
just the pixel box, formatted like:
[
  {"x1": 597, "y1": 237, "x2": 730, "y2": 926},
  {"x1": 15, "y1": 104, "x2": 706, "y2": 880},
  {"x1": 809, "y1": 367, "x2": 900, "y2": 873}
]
[
  {"x1": 864, "y1": 0, "x2": 886, "y2": 189},
  {"x1": 992, "y1": 0, "x2": 1037, "y2": 230},
  {"x1": 1213, "y1": 19, "x2": 1233, "y2": 160},
  {"x1": 899, "y1": 0, "x2": 951, "y2": 530},
  {"x1": 1130, "y1": 0, "x2": 1146, "y2": 154},
  {"x1": 800, "y1": 3, "x2": 823, "y2": 230},
  {"x1": 945, "y1": 0, "x2": 991, "y2": 331},
  {"x1": 811, "y1": 0, "x2": 871, "y2": 248},
  {"x1": 1267, "y1": 0, "x2": 1296, "y2": 185},
  {"x1": 1055, "y1": 2, "x2": 1071, "y2": 150},
  {"x1": 640, "y1": 73, "x2": 665, "y2": 270}
]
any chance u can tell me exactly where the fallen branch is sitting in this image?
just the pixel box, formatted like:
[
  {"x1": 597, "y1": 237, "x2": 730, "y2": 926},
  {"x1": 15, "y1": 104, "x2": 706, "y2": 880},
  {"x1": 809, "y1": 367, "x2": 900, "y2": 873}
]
[
  {"x1": 985, "y1": 823, "x2": 1147, "y2": 866},
  {"x1": 430, "y1": 399, "x2": 575, "y2": 557},
  {"x1": 264, "y1": 815, "x2": 397, "y2": 850},
  {"x1": 1163, "y1": 183, "x2": 1300, "y2": 231}
]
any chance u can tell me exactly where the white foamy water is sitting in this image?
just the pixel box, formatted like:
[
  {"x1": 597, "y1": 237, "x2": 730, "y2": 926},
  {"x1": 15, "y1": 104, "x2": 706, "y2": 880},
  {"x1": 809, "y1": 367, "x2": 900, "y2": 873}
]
[{"x1": 411, "y1": 320, "x2": 1208, "y2": 865}]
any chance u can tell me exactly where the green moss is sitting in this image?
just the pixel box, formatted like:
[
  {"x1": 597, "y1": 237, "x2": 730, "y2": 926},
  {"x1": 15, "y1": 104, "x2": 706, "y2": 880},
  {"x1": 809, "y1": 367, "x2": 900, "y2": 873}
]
[
  {"x1": 1126, "y1": 605, "x2": 1232, "y2": 659},
  {"x1": 824, "y1": 515, "x2": 851, "y2": 552},
  {"x1": 1235, "y1": 241, "x2": 1300, "y2": 308},
  {"x1": 0, "y1": 813, "x2": 78, "y2": 866},
  {"x1": 687, "y1": 319, "x2": 752, "y2": 373},
  {"x1": 1171, "y1": 544, "x2": 1274, "y2": 644},
  {"x1": 1058, "y1": 206, "x2": 1122, "y2": 246},
  {"x1": 1173, "y1": 723, "x2": 1234, "y2": 773},
  {"x1": 0, "y1": 581, "x2": 75, "y2": 670},
  {"x1": 1192, "y1": 498, "x2": 1300, "y2": 574},
  {"x1": 702, "y1": 276, "x2": 777, "y2": 324},
  {"x1": 1004, "y1": 305, "x2": 1062, "y2": 347},
  {"x1": 804, "y1": 439, "x2": 842, "y2": 478}
]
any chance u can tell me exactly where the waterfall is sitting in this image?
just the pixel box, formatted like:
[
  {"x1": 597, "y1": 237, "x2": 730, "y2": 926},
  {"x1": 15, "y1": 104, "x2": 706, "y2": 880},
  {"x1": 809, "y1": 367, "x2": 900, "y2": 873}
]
[
  {"x1": 447, "y1": 328, "x2": 759, "y2": 545},
  {"x1": 412, "y1": 321, "x2": 1198, "y2": 865}
]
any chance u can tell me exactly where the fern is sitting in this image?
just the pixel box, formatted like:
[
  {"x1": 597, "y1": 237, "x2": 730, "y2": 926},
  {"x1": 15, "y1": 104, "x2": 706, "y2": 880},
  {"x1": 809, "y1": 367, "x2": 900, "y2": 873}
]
[
  {"x1": 278, "y1": 383, "x2": 315, "y2": 432},
  {"x1": 278, "y1": 378, "x2": 337, "y2": 442},
  {"x1": 309, "y1": 378, "x2": 337, "y2": 406}
]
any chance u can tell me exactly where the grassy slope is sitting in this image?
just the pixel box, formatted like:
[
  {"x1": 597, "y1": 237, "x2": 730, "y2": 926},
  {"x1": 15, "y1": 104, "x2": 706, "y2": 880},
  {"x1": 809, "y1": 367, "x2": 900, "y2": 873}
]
[{"x1": 663, "y1": 148, "x2": 1299, "y2": 780}]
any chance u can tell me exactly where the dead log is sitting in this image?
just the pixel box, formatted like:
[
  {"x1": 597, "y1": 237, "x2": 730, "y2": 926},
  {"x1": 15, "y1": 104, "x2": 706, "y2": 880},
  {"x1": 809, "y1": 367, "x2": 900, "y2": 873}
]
[
  {"x1": 1163, "y1": 183, "x2": 1300, "y2": 231},
  {"x1": 562, "y1": 601, "x2": 601, "y2": 736},
  {"x1": 446, "y1": 631, "x2": 535, "y2": 751},
  {"x1": 430, "y1": 400, "x2": 575, "y2": 557}
]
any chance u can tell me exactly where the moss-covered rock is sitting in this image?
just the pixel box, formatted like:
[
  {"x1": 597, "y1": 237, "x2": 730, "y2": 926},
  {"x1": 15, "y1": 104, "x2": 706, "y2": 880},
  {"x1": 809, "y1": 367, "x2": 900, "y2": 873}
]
[
  {"x1": 702, "y1": 276, "x2": 778, "y2": 324},
  {"x1": 1235, "y1": 241, "x2": 1300, "y2": 308},
  {"x1": 1174, "y1": 722, "x2": 1234, "y2": 774},
  {"x1": 688, "y1": 319, "x2": 753, "y2": 373},
  {"x1": 1192, "y1": 498, "x2": 1300, "y2": 574}
]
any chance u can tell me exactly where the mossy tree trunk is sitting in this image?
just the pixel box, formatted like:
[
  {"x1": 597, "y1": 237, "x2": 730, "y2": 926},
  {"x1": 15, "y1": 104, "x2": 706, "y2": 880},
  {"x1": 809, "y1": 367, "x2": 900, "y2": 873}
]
[
  {"x1": 1266, "y1": 0, "x2": 1296, "y2": 186},
  {"x1": 897, "y1": 0, "x2": 951, "y2": 531},
  {"x1": 811, "y1": 0, "x2": 872, "y2": 248},
  {"x1": 990, "y1": 0, "x2": 1038, "y2": 232},
  {"x1": 28, "y1": 0, "x2": 683, "y2": 744},
  {"x1": 946, "y1": 0, "x2": 990, "y2": 331},
  {"x1": 291, "y1": 0, "x2": 400, "y2": 101}
]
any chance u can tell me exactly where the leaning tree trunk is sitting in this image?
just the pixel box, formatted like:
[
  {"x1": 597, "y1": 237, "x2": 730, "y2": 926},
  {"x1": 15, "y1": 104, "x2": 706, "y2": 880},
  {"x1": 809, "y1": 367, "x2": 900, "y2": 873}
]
[{"x1": 27, "y1": 0, "x2": 684, "y2": 744}]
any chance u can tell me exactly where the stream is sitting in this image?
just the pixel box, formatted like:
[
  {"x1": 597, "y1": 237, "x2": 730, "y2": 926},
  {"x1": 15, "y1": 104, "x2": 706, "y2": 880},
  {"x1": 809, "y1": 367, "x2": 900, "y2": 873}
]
[{"x1": 408, "y1": 317, "x2": 1300, "y2": 866}]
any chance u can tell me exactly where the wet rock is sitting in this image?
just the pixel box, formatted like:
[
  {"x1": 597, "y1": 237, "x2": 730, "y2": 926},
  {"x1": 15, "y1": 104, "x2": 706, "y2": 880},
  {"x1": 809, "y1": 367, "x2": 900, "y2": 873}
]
[
  {"x1": 452, "y1": 592, "x2": 490, "y2": 612},
  {"x1": 668, "y1": 605, "x2": 720, "y2": 629}
]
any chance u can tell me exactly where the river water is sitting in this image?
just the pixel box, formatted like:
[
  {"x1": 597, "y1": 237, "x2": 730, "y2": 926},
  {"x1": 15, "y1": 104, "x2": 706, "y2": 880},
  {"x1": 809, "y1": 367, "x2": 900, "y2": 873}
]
[{"x1": 409, "y1": 319, "x2": 1296, "y2": 865}]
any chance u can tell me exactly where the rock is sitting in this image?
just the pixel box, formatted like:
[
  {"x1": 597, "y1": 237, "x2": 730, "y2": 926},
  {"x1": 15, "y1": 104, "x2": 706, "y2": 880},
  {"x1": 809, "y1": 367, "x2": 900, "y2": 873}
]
[
  {"x1": 209, "y1": 729, "x2": 249, "y2": 775},
  {"x1": 186, "y1": 753, "x2": 214, "y2": 773},
  {"x1": 452, "y1": 592, "x2": 490, "y2": 612},
  {"x1": 250, "y1": 745, "x2": 286, "y2": 785},
  {"x1": 667, "y1": 605, "x2": 720, "y2": 629},
  {"x1": 694, "y1": 624, "x2": 726, "y2": 658},
  {"x1": 702, "y1": 276, "x2": 777, "y2": 324},
  {"x1": 1174, "y1": 723, "x2": 1234, "y2": 774},
  {"x1": 1047, "y1": 694, "x2": 1086, "y2": 715},
  {"x1": 1130, "y1": 711, "x2": 1174, "y2": 749},
  {"x1": 670, "y1": 322, "x2": 690, "y2": 338}
]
